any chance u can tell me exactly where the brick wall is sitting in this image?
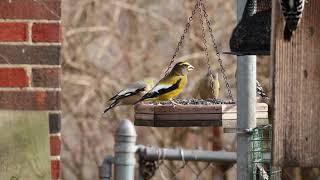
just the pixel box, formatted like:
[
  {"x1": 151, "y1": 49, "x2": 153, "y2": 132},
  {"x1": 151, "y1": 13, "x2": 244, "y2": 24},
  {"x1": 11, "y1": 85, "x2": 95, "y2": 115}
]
[{"x1": 0, "y1": 1, "x2": 61, "y2": 179}]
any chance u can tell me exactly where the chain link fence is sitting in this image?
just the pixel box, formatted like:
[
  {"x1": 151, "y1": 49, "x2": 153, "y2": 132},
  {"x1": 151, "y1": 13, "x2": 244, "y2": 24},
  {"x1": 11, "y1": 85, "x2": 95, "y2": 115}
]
[
  {"x1": 99, "y1": 120, "x2": 281, "y2": 180},
  {"x1": 139, "y1": 159, "x2": 225, "y2": 180},
  {"x1": 137, "y1": 146, "x2": 236, "y2": 180}
]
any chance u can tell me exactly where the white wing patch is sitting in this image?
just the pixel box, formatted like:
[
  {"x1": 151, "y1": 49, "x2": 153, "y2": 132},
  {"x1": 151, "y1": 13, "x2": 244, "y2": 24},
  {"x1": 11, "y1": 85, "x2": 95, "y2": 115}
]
[
  {"x1": 151, "y1": 84, "x2": 172, "y2": 93},
  {"x1": 118, "y1": 88, "x2": 138, "y2": 96}
]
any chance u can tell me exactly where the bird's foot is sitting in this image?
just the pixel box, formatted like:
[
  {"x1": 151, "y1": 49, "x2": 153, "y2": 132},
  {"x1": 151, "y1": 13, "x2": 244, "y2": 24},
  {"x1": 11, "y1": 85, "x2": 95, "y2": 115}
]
[
  {"x1": 170, "y1": 100, "x2": 179, "y2": 108},
  {"x1": 152, "y1": 101, "x2": 161, "y2": 106}
]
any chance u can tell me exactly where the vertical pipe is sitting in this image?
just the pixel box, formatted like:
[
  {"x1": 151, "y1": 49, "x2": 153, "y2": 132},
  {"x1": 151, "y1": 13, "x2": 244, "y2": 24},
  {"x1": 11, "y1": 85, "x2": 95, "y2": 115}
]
[
  {"x1": 114, "y1": 119, "x2": 137, "y2": 180},
  {"x1": 236, "y1": 0, "x2": 257, "y2": 179},
  {"x1": 99, "y1": 156, "x2": 114, "y2": 180},
  {"x1": 237, "y1": 56, "x2": 257, "y2": 180}
]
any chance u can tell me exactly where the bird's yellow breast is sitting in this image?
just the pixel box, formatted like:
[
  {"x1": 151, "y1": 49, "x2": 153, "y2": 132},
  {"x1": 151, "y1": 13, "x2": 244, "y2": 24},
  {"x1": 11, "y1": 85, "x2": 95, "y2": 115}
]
[{"x1": 155, "y1": 76, "x2": 187, "y2": 101}]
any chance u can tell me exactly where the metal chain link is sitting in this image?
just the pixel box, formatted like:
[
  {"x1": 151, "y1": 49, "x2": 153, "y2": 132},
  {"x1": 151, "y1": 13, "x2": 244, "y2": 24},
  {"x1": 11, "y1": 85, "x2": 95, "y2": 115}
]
[
  {"x1": 155, "y1": 160, "x2": 215, "y2": 180},
  {"x1": 186, "y1": 162, "x2": 211, "y2": 180},
  {"x1": 163, "y1": 0, "x2": 199, "y2": 77},
  {"x1": 199, "y1": 0, "x2": 234, "y2": 101},
  {"x1": 197, "y1": 0, "x2": 216, "y2": 100},
  {"x1": 162, "y1": 161, "x2": 187, "y2": 180}
]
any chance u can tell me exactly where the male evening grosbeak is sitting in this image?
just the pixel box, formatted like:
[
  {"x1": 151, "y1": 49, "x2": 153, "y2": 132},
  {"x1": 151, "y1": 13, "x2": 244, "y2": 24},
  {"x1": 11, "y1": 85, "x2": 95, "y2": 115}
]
[{"x1": 135, "y1": 61, "x2": 194, "y2": 104}]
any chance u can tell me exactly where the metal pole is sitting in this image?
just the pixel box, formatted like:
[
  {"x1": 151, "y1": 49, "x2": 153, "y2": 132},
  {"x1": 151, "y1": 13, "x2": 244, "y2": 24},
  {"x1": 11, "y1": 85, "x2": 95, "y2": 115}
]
[
  {"x1": 237, "y1": 53, "x2": 257, "y2": 180},
  {"x1": 137, "y1": 146, "x2": 237, "y2": 164},
  {"x1": 99, "y1": 156, "x2": 114, "y2": 180},
  {"x1": 236, "y1": 0, "x2": 257, "y2": 179},
  {"x1": 114, "y1": 119, "x2": 137, "y2": 180}
]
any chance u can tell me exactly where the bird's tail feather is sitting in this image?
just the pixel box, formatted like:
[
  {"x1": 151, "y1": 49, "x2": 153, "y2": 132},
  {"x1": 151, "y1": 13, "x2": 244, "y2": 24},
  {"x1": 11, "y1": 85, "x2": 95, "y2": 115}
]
[
  {"x1": 109, "y1": 94, "x2": 119, "y2": 101},
  {"x1": 103, "y1": 100, "x2": 120, "y2": 113},
  {"x1": 284, "y1": 23, "x2": 293, "y2": 41}
]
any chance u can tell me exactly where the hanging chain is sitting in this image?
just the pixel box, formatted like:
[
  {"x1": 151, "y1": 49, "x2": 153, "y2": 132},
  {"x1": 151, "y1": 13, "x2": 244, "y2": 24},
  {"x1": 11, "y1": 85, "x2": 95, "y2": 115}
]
[
  {"x1": 163, "y1": 0, "x2": 199, "y2": 77},
  {"x1": 197, "y1": 0, "x2": 216, "y2": 100},
  {"x1": 163, "y1": 0, "x2": 234, "y2": 101},
  {"x1": 200, "y1": 0, "x2": 234, "y2": 101}
]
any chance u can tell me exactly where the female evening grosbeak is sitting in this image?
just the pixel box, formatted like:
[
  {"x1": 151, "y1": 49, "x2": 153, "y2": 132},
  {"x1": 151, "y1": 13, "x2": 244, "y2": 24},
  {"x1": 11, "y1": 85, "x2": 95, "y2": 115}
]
[
  {"x1": 198, "y1": 71, "x2": 220, "y2": 99},
  {"x1": 135, "y1": 61, "x2": 194, "y2": 104},
  {"x1": 103, "y1": 78, "x2": 155, "y2": 113}
]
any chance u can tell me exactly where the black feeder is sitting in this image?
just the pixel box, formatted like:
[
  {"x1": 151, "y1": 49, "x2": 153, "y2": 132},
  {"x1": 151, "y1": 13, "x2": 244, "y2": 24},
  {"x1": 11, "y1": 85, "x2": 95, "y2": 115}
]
[{"x1": 226, "y1": 0, "x2": 271, "y2": 56}]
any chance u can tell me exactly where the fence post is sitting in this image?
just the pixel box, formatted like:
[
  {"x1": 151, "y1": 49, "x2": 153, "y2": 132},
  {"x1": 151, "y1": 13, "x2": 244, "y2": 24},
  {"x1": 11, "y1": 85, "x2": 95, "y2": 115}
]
[
  {"x1": 114, "y1": 119, "x2": 137, "y2": 180},
  {"x1": 99, "y1": 156, "x2": 114, "y2": 180},
  {"x1": 236, "y1": 0, "x2": 257, "y2": 180}
]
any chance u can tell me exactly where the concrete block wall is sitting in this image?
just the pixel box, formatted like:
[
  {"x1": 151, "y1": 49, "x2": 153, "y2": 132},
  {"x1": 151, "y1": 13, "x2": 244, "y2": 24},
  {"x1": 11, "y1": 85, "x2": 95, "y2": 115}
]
[{"x1": 0, "y1": 1, "x2": 61, "y2": 179}]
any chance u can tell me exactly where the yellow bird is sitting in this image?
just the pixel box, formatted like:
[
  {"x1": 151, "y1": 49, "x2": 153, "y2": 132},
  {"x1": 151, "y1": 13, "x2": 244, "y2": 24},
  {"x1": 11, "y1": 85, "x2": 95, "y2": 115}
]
[
  {"x1": 103, "y1": 78, "x2": 155, "y2": 113},
  {"x1": 198, "y1": 71, "x2": 220, "y2": 99},
  {"x1": 135, "y1": 61, "x2": 194, "y2": 104}
]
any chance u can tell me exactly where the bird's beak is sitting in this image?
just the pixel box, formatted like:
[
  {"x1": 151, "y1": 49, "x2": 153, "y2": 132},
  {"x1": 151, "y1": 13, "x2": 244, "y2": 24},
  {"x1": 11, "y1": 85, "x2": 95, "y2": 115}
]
[{"x1": 187, "y1": 65, "x2": 195, "y2": 71}]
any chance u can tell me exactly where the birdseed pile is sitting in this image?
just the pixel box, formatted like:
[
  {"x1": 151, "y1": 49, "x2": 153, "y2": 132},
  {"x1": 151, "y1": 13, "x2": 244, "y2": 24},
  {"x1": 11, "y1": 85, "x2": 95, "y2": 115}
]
[{"x1": 146, "y1": 99, "x2": 235, "y2": 105}]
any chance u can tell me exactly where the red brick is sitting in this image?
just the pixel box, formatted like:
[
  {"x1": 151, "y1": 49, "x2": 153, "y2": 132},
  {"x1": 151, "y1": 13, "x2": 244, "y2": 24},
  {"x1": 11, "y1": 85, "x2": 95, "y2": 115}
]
[
  {"x1": 0, "y1": 91, "x2": 60, "y2": 110},
  {"x1": 0, "y1": 0, "x2": 61, "y2": 20},
  {"x1": 0, "y1": 45, "x2": 61, "y2": 65},
  {"x1": 51, "y1": 160, "x2": 60, "y2": 179},
  {"x1": 32, "y1": 68, "x2": 60, "y2": 88},
  {"x1": 0, "y1": 68, "x2": 28, "y2": 87},
  {"x1": 32, "y1": 23, "x2": 60, "y2": 42},
  {"x1": 0, "y1": 23, "x2": 27, "y2": 42},
  {"x1": 50, "y1": 136, "x2": 61, "y2": 156}
]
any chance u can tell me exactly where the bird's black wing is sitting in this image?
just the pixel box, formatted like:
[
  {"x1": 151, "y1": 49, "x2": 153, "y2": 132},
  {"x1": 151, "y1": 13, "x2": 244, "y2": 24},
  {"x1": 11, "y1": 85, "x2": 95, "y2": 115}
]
[
  {"x1": 103, "y1": 100, "x2": 120, "y2": 113},
  {"x1": 136, "y1": 78, "x2": 182, "y2": 103},
  {"x1": 109, "y1": 87, "x2": 146, "y2": 101}
]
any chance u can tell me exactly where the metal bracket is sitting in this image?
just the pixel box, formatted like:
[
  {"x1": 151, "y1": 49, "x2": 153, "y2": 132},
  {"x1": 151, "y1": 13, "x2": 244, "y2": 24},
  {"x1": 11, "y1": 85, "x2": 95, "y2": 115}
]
[{"x1": 223, "y1": 127, "x2": 254, "y2": 134}]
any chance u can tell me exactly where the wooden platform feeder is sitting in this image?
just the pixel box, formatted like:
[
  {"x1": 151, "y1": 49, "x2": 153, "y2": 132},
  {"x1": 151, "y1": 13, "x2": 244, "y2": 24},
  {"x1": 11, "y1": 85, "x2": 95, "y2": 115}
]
[{"x1": 134, "y1": 100, "x2": 269, "y2": 128}]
